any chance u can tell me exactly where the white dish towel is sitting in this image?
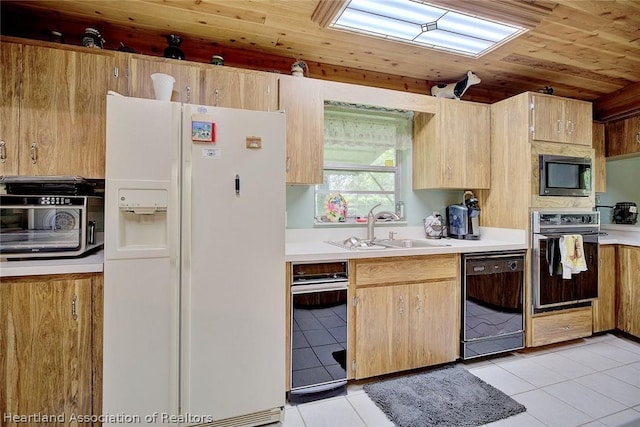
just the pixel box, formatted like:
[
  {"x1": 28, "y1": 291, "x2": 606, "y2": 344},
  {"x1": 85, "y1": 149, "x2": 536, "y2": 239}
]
[{"x1": 559, "y1": 234, "x2": 587, "y2": 279}]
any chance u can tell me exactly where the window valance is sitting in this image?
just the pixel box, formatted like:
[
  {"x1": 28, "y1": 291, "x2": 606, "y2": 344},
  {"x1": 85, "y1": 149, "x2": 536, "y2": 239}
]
[{"x1": 324, "y1": 102, "x2": 413, "y2": 150}]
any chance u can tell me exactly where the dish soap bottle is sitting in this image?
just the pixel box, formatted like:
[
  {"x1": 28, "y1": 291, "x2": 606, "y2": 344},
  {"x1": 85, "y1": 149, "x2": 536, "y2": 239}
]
[{"x1": 395, "y1": 201, "x2": 405, "y2": 220}]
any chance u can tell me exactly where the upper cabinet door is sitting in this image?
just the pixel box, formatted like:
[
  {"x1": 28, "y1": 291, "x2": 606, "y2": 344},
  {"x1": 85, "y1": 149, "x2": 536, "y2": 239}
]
[
  {"x1": 531, "y1": 95, "x2": 566, "y2": 143},
  {"x1": 606, "y1": 115, "x2": 640, "y2": 158},
  {"x1": 279, "y1": 75, "x2": 324, "y2": 184},
  {"x1": 440, "y1": 100, "x2": 491, "y2": 189},
  {"x1": 19, "y1": 45, "x2": 114, "y2": 178},
  {"x1": 0, "y1": 43, "x2": 21, "y2": 176},
  {"x1": 565, "y1": 100, "x2": 592, "y2": 145},
  {"x1": 201, "y1": 67, "x2": 278, "y2": 111},
  {"x1": 128, "y1": 57, "x2": 202, "y2": 104},
  {"x1": 531, "y1": 94, "x2": 592, "y2": 146},
  {"x1": 413, "y1": 100, "x2": 490, "y2": 189}
]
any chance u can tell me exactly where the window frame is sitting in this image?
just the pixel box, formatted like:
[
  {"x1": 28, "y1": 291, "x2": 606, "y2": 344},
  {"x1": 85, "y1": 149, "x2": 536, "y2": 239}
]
[{"x1": 315, "y1": 154, "x2": 403, "y2": 224}]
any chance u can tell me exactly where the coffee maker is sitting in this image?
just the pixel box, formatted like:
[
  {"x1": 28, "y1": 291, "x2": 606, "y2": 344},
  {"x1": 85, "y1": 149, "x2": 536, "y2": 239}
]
[{"x1": 446, "y1": 191, "x2": 481, "y2": 240}]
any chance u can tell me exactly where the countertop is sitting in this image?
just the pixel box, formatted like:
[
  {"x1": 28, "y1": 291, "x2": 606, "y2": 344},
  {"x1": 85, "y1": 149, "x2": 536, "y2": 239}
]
[
  {"x1": 599, "y1": 224, "x2": 640, "y2": 247},
  {"x1": 0, "y1": 250, "x2": 104, "y2": 278},
  {"x1": 285, "y1": 226, "x2": 527, "y2": 262},
  {"x1": 3, "y1": 224, "x2": 635, "y2": 276}
]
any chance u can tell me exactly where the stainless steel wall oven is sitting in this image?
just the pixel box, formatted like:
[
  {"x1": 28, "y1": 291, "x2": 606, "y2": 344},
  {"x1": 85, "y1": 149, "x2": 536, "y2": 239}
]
[
  {"x1": 290, "y1": 261, "x2": 348, "y2": 403},
  {"x1": 461, "y1": 251, "x2": 526, "y2": 359},
  {"x1": 531, "y1": 211, "x2": 599, "y2": 313}
]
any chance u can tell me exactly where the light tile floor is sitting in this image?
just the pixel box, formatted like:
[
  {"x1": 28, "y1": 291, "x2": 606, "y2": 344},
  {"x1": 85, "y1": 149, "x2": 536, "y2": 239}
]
[{"x1": 282, "y1": 333, "x2": 640, "y2": 427}]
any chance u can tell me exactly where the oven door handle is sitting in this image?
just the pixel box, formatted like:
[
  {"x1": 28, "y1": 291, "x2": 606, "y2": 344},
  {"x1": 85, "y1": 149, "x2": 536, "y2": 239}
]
[
  {"x1": 533, "y1": 233, "x2": 599, "y2": 243},
  {"x1": 291, "y1": 281, "x2": 348, "y2": 294},
  {"x1": 534, "y1": 232, "x2": 598, "y2": 239}
]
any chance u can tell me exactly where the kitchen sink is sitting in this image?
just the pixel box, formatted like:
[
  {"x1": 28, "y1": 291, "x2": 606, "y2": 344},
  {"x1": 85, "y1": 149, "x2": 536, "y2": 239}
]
[
  {"x1": 376, "y1": 238, "x2": 451, "y2": 248},
  {"x1": 325, "y1": 239, "x2": 387, "y2": 251}
]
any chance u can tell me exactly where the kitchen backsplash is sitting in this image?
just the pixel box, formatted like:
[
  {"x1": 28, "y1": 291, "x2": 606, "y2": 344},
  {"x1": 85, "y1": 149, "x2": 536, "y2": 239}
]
[{"x1": 599, "y1": 156, "x2": 640, "y2": 224}]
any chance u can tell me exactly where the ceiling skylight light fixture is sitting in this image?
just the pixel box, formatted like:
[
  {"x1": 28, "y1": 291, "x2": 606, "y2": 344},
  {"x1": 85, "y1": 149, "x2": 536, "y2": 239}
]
[{"x1": 330, "y1": 0, "x2": 527, "y2": 57}]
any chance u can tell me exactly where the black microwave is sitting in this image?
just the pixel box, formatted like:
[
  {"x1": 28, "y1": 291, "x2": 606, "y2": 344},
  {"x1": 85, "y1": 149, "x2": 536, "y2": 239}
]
[{"x1": 539, "y1": 154, "x2": 592, "y2": 197}]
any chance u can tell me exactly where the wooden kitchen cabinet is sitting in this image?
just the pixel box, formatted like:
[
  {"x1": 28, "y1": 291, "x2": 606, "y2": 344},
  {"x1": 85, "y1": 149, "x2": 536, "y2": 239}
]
[
  {"x1": 279, "y1": 75, "x2": 324, "y2": 184},
  {"x1": 1, "y1": 41, "x2": 115, "y2": 178},
  {"x1": 127, "y1": 56, "x2": 202, "y2": 103},
  {"x1": 0, "y1": 273, "x2": 103, "y2": 425},
  {"x1": 530, "y1": 306, "x2": 593, "y2": 347},
  {"x1": 201, "y1": 66, "x2": 278, "y2": 111},
  {"x1": 606, "y1": 115, "x2": 640, "y2": 158},
  {"x1": 352, "y1": 255, "x2": 459, "y2": 379},
  {"x1": 593, "y1": 244, "x2": 616, "y2": 333},
  {"x1": 616, "y1": 245, "x2": 640, "y2": 338},
  {"x1": 592, "y1": 122, "x2": 607, "y2": 193},
  {"x1": 413, "y1": 100, "x2": 490, "y2": 189},
  {"x1": 530, "y1": 93, "x2": 592, "y2": 146},
  {"x1": 0, "y1": 42, "x2": 21, "y2": 176}
]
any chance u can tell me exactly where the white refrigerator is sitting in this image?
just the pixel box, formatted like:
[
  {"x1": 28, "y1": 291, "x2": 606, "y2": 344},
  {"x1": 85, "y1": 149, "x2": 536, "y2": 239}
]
[{"x1": 104, "y1": 94, "x2": 285, "y2": 426}]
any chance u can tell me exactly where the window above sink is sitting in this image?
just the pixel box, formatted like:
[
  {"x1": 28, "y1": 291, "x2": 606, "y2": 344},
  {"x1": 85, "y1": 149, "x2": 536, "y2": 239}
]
[{"x1": 314, "y1": 102, "x2": 413, "y2": 224}]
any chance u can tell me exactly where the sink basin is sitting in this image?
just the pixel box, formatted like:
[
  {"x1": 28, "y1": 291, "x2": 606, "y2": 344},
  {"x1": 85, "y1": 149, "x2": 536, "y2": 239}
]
[
  {"x1": 376, "y1": 238, "x2": 451, "y2": 248},
  {"x1": 325, "y1": 240, "x2": 387, "y2": 251}
]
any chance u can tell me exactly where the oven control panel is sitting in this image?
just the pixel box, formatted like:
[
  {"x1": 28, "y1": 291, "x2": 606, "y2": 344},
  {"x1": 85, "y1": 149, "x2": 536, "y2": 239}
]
[{"x1": 532, "y1": 211, "x2": 600, "y2": 233}]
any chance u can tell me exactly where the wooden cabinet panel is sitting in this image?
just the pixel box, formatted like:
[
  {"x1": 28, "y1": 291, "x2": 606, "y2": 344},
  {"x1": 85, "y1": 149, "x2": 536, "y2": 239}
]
[
  {"x1": 201, "y1": 67, "x2": 278, "y2": 111},
  {"x1": 531, "y1": 95, "x2": 566, "y2": 143},
  {"x1": 354, "y1": 285, "x2": 408, "y2": 379},
  {"x1": 413, "y1": 100, "x2": 490, "y2": 189},
  {"x1": 1, "y1": 273, "x2": 102, "y2": 424},
  {"x1": 565, "y1": 100, "x2": 593, "y2": 145},
  {"x1": 352, "y1": 255, "x2": 460, "y2": 379},
  {"x1": 128, "y1": 56, "x2": 201, "y2": 103},
  {"x1": 592, "y1": 122, "x2": 606, "y2": 193},
  {"x1": 0, "y1": 43, "x2": 21, "y2": 176},
  {"x1": 410, "y1": 280, "x2": 459, "y2": 368},
  {"x1": 354, "y1": 279, "x2": 459, "y2": 379},
  {"x1": 279, "y1": 75, "x2": 324, "y2": 184},
  {"x1": 530, "y1": 307, "x2": 592, "y2": 347},
  {"x1": 531, "y1": 94, "x2": 592, "y2": 146},
  {"x1": 617, "y1": 245, "x2": 640, "y2": 337},
  {"x1": 593, "y1": 244, "x2": 616, "y2": 333},
  {"x1": 3, "y1": 43, "x2": 114, "y2": 178},
  {"x1": 354, "y1": 254, "x2": 458, "y2": 287},
  {"x1": 606, "y1": 115, "x2": 640, "y2": 158}
]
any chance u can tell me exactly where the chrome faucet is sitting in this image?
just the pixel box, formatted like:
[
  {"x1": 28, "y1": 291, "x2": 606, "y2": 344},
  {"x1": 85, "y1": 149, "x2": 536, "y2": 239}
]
[{"x1": 367, "y1": 203, "x2": 400, "y2": 241}]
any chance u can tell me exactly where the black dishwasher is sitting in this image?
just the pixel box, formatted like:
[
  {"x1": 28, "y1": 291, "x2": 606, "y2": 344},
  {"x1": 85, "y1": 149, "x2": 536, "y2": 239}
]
[
  {"x1": 461, "y1": 251, "x2": 525, "y2": 359},
  {"x1": 289, "y1": 261, "x2": 348, "y2": 403}
]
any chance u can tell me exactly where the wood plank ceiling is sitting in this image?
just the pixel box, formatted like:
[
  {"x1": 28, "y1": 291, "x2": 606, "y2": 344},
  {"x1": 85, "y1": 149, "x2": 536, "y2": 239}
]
[{"x1": 2, "y1": 0, "x2": 640, "y2": 121}]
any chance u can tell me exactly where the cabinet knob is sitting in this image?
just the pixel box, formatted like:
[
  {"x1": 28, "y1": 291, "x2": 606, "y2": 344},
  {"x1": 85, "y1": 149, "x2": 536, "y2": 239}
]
[
  {"x1": 0, "y1": 140, "x2": 6, "y2": 163},
  {"x1": 636, "y1": 131, "x2": 640, "y2": 144},
  {"x1": 567, "y1": 120, "x2": 575, "y2": 134},
  {"x1": 556, "y1": 120, "x2": 563, "y2": 133}
]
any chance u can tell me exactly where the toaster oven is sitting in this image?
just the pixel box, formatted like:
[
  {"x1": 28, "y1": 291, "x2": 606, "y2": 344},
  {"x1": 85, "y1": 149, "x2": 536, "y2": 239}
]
[{"x1": 0, "y1": 195, "x2": 104, "y2": 259}]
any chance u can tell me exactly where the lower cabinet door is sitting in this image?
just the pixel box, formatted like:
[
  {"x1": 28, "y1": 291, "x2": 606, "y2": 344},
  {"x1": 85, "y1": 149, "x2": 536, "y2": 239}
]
[
  {"x1": 354, "y1": 285, "x2": 409, "y2": 379},
  {"x1": 0, "y1": 274, "x2": 97, "y2": 423},
  {"x1": 531, "y1": 307, "x2": 592, "y2": 347},
  {"x1": 410, "y1": 280, "x2": 459, "y2": 369},
  {"x1": 354, "y1": 280, "x2": 459, "y2": 379}
]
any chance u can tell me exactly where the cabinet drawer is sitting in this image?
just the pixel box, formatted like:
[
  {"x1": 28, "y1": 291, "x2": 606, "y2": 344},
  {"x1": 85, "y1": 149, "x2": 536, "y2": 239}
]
[
  {"x1": 531, "y1": 307, "x2": 592, "y2": 347},
  {"x1": 354, "y1": 254, "x2": 458, "y2": 287}
]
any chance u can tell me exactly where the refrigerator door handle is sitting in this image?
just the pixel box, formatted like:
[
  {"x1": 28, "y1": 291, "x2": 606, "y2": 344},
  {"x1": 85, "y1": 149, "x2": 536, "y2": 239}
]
[{"x1": 235, "y1": 174, "x2": 240, "y2": 196}]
